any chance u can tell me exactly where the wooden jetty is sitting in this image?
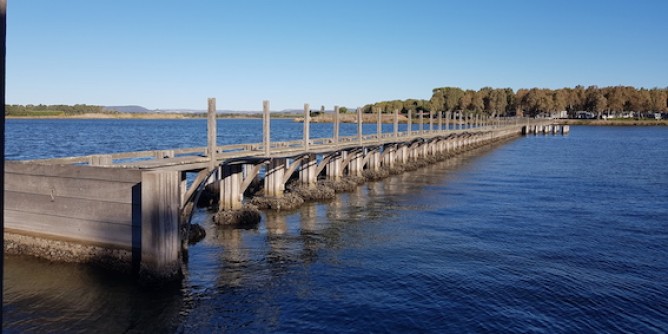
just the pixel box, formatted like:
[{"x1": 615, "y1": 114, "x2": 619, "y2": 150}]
[{"x1": 4, "y1": 99, "x2": 560, "y2": 280}]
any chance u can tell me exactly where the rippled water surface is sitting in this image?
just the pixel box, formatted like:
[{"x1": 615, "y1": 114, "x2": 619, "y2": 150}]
[{"x1": 4, "y1": 120, "x2": 668, "y2": 333}]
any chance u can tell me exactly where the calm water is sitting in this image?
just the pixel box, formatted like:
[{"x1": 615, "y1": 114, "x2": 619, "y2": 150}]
[{"x1": 4, "y1": 120, "x2": 668, "y2": 333}]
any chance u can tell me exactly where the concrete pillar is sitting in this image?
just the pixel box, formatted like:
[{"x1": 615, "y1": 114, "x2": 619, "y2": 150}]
[
  {"x1": 327, "y1": 152, "x2": 344, "y2": 181},
  {"x1": 368, "y1": 149, "x2": 381, "y2": 172},
  {"x1": 141, "y1": 170, "x2": 181, "y2": 280},
  {"x1": 299, "y1": 154, "x2": 318, "y2": 188},
  {"x1": 265, "y1": 158, "x2": 286, "y2": 197},
  {"x1": 348, "y1": 150, "x2": 364, "y2": 177},
  {"x1": 383, "y1": 145, "x2": 396, "y2": 169},
  {"x1": 220, "y1": 163, "x2": 243, "y2": 210},
  {"x1": 398, "y1": 145, "x2": 408, "y2": 164},
  {"x1": 562, "y1": 125, "x2": 570, "y2": 134}
]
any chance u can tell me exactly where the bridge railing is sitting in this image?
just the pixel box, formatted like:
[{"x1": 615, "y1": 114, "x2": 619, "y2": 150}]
[{"x1": 18, "y1": 101, "x2": 552, "y2": 168}]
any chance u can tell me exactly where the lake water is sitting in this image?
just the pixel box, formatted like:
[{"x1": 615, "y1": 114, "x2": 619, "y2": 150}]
[{"x1": 3, "y1": 120, "x2": 668, "y2": 333}]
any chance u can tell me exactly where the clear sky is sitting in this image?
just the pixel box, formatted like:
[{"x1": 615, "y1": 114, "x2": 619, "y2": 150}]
[{"x1": 7, "y1": 0, "x2": 668, "y2": 111}]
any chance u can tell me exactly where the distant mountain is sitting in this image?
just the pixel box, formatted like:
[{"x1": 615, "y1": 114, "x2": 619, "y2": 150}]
[{"x1": 104, "y1": 105, "x2": 151, "y2": 113}]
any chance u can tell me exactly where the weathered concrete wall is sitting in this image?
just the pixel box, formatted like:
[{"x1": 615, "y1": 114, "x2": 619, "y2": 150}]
[
  {"x1": 4, "y1": 162, "x2": 142, "y2": 270},
  {"x1": 4, "y1": 162, "x2": 182, "y2": 279}
]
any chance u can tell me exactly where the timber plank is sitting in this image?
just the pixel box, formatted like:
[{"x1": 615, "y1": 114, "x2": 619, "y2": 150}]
[{"x1": 5, "y1": 191, "x2": 133, "y2": 225}]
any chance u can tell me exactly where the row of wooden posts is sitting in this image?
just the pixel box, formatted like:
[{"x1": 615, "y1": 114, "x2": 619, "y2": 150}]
[
  {"x1": 205, "y1": 98, "x2": 517, "y2": 166},
  {"x1": 201, "y1": 98, "x2": 525, "y2": 213}
]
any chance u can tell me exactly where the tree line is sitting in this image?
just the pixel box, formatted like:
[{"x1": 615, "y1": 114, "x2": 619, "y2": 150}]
[
  {"x1": 5, "y1": 104, "x2": 117, "y2": 116},
  {"x1": 365, "y1": 86, "x2": 668, "y2": 118}
]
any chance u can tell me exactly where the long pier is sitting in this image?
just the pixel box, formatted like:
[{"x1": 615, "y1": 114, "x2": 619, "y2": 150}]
[{"x1": 4, "y1": 99, "x2": 566, "y2": 280}]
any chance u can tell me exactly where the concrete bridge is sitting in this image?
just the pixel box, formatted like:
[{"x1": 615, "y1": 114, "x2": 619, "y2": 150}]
[{"x1": 4, "y1": 98, "x2": 566, "y2": 280}]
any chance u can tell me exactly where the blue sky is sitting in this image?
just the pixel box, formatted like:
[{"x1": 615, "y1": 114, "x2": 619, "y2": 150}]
[{"x1": 7, "y1": 0, "x2": 668, "y2": 111}]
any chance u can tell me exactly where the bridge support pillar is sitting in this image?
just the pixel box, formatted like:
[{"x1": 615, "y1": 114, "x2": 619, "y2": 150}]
[
  {"x1": 382, "y1": 145, "x2": 396, "y2": 169},
  {"x1": 562, "y1": 125, "x2": 570, "y2": 134},
  {"x1": 220, "y1": 164, "x2": 243, "y2": 210},
  {"x1": 265, "y1": 158, "x2": 286, "y2": 197},
  {"x1": 326, "y1": 152, "x2": 344, "y2": 181},
  {"x1": 299, "y1": 154, "x2": 318, "y2": 188},
  {"x1": 348, "y1": 150, "x2": 364, "y2": 177},
  {"x1": 368, "y1": 149, "x2": 381, "y2": 172},
  {"x1": 140, "y1": 170, "x2": 181, "y2": 281}
]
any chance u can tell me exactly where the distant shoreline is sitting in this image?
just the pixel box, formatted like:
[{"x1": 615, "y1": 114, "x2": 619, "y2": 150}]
[
  {"x1": 7, "y1": 113, "x2": 667, "y2": 126},
  {"x1": 5, "y1": 113, "x2": 266, "y2": 120}
]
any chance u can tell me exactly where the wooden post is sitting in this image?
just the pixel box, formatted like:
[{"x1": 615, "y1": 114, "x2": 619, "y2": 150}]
[
  {"x1": 141, "y1": 170, "x2": 181, "y2": 280},
  {"x1": 357, "y1": 107, "x2": 363, "y2": 145},
  {"x1": 394, "y1": 109, "x2": 399, "y2": 138},
  {"x1": 377, "y1": 108, "x2": 382, "y2": 143},
  {"x1": 304, "y1": 103, "x2": 310, "y2": 151},
  {"x1": 334, "y1": 105, "x2": 340, "y2": 146},
  {"x1": 438, "y1": 111, "x2": 442, "y2": 132},
  {"x1": 263, "y1": 100, "x2": 270, "y2": 156},
  {"x1": 207, "y1": 98, "x2": 217, "y2": 171},
  {"x1": 407, "y1": 110, "x2": 412, "y2": 136},
  {"x1": 419, "y1": 110, "x2": 424, "y2": 134}
]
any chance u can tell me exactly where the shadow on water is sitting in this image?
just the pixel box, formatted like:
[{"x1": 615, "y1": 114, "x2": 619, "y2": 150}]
[{"x1": 2, "y1": 255, "x2": 186, "y2": 333}]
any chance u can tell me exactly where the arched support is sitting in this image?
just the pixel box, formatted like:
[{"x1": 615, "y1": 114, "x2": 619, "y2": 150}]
[
  {"x1": 266, "y1": 158, "x2": 287, "y2": 198},
  {"x1": 298, "y1": 154, "x2": 318, "y2": 188},
  {"x1": 326, "y1": 151, "x2": 345, "y2": 181}
]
